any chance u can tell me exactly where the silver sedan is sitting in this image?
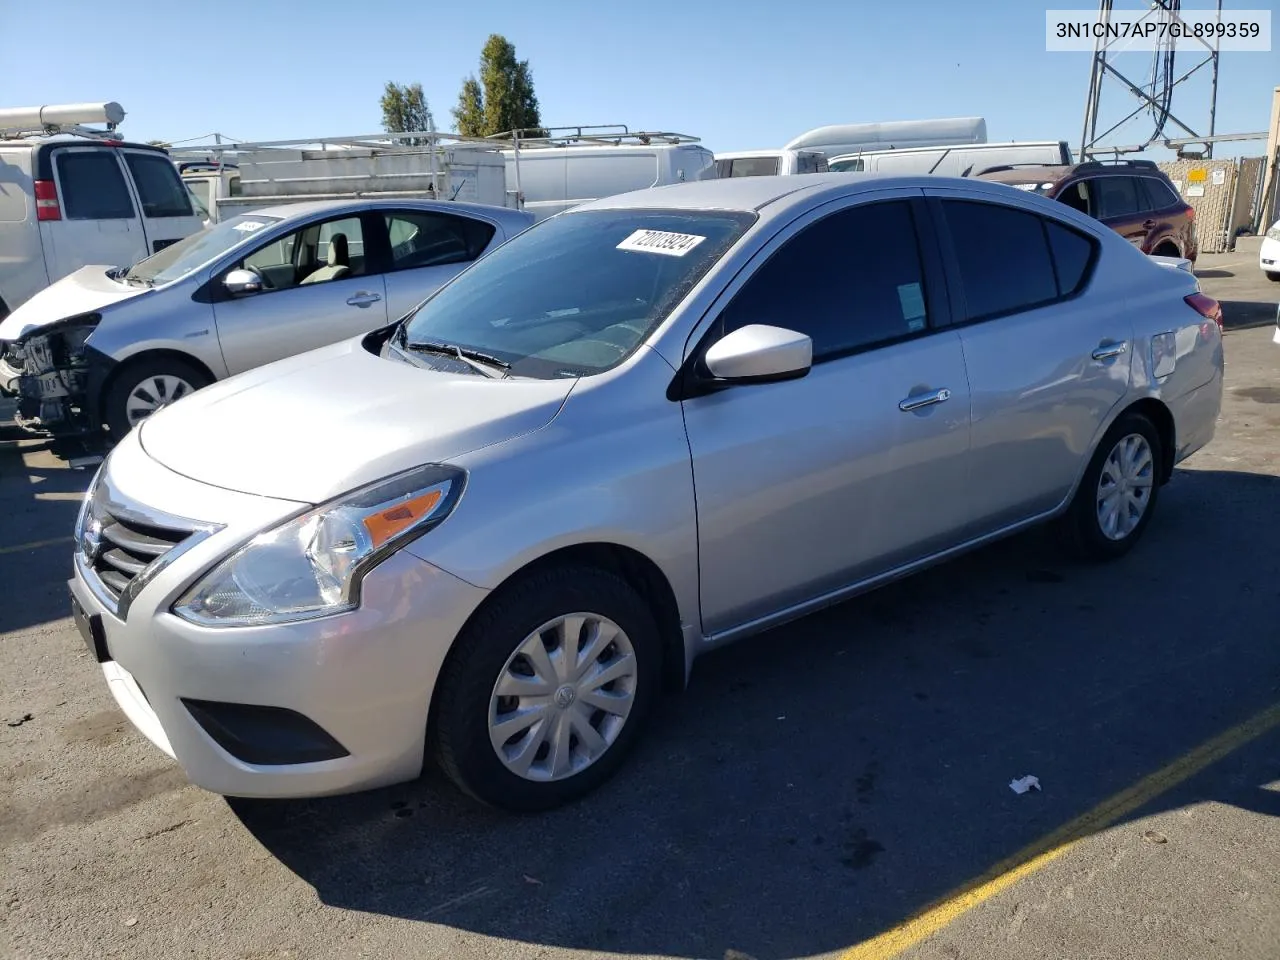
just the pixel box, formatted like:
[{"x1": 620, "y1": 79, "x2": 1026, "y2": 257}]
[{"x1": 69, "y1": 173, "x2": 1224, "y2": 811}]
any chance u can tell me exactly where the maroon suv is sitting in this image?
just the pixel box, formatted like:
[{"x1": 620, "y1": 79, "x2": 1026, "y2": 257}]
[{"x1": 976, "y1": 159, "x2": 1198, "y2": 264}]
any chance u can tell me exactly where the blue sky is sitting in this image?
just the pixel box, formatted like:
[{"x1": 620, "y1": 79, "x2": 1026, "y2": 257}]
[{"x1": 4, "y1": 0, "x2": 1275, "y2": 159}]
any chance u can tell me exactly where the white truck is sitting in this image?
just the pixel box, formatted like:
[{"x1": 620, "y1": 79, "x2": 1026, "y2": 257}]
[
  {"x1": 171, "y1": 133, "x2": 514, "y2": 223},
  {"x1": 501, "y1": 127, "x2": 716, "y2": 221},
  {"x1": 828, "y1": 140, "x2": 1073, "y2": 177},
  {"x1": 783, "y1": 117, "x2": 989, "y2": 159},
  {"x1": 712, "y1": 149, "x2": 829, "y2": 177}
]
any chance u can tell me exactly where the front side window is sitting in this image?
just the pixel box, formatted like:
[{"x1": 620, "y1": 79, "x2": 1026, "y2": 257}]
[
  {"x1": 238, "y1": 215, "x2": 367, "y2": 291},
  {"x1": 941, "y1": 200, "x2": 1058, "y2": 321},
  {"x1": 399, "y1": 209, "x2": 754, "y2": 378},
  {"x1": 124, "y1": 152, "x2": 195, "y2": 218},
  {"x1": 57, "y1": 151, "x2": 134, "y2": 220},
  {"x1": 1093, "y1": 177, "x2": 1140, "y2": 219},
  {"x1": 123, "y1": 213, "x2": 283, "y2": 285},
  {"x1": 185, "y1": 180, "x2": 211, "y2": 218},
  {"x1": 385, "y1": 210, "x2": 495, "y2": 270},
  {"x1": 720, "y1": 200, "x2": 931, "y2": 359}
]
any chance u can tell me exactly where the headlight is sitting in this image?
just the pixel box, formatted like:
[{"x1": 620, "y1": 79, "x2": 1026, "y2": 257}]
[
  {"x1": 1268, "y1": 225, "x2": 1280, "y2": 241},
  {"x1": 173, "y1": 464, "x2": 465, "y2": 627},
  {"x1": 74, "y1": 459, "x2": 108, "y2": 562}
]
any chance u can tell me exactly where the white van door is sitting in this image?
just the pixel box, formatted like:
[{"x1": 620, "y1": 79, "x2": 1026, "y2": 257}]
[
  {"x1": 40, "y1": 147, "x2": 149, "y2": 282},
  {"x1": 118, "y1": 148, "x2": 203, "y2": 254}
]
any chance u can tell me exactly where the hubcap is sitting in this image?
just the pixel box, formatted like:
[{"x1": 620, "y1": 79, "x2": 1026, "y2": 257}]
[
  {"x1": 1096, "y1": 433, "x2": 1154, "y2": 541},
  {"x1": 125, "y1": 374, "x2": 196, "y2": 426},
  {"x1": 488, "y1": 613, "x2": 638, "y2": 782}
]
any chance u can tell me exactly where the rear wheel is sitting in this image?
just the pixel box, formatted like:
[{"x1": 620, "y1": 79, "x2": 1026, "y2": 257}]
[
  {"x1": 104, "y1": 357, "x2": 211, "y2": 437},
  {"x1": 432, "y1": 565, "x2": 661, "y2": 811},
  {"x1": 1059, "y1": 412, "x2": 1163, "y2": 561},
  {"x1": 1266, "y1": 271, "x2": 1280, "y2": 283}
]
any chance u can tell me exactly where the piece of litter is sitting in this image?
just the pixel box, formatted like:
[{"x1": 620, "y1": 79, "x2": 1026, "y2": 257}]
[
  {"x1": 1142, "y1": 830, "x2": 1168, "y2": 845},
  {"x1": 5, "y1": 713, "x2": 33, "y2": 728},
  {"x1": 123, "y1": 917, "x2": 138, "y2": 927},
  {"x1": 1009, "y1": 775, "x2": 1041, "y2": 795},
  {"x1": 522, "y1": 875, "x2": 542, "y2": 886}
]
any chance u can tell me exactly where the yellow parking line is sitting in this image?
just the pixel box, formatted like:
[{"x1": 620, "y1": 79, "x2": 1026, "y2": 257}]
[
  {"x1": 840, "y1": 700, "x2": 1280, "y2": 960},
  {"x1": 0, "y1": 536, "x2": 73, "y2": 556}
]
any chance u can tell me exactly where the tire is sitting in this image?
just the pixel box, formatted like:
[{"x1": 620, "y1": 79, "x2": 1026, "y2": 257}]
[
  {"x1": 104, "y1": 357, "x2": 212, "y2": 437},
  {"x1": 432, "y1": 565, "x2": 662, "y2": 812},
  {"x1": 1266, "y1": 271, "x2": 1280, "y2": 283},
  {"x1": 1059, "y1": 411, "x2": 1163, "y2": 562}
]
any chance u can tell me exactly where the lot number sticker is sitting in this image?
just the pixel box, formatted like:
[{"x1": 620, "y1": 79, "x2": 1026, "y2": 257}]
[
  {"x1": 617, "y1": 229, "x2": 706, "y2": 257},
  {"x1": 233, "y1": 220, "x2": 268, "y2": 232}
]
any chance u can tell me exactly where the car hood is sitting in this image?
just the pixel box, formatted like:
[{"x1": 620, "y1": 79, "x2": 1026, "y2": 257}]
[
  {"x1": 138, "y1": 337, "x2": 576, "y2": 503},
  {"x1": 0, "y1": 266, "x2": 147, "y2": 341}
]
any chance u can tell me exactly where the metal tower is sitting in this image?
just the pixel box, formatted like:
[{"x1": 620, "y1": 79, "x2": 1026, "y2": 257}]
[{"x1": 1080, "y1": 0, "x2": 1223, "y2": 159}]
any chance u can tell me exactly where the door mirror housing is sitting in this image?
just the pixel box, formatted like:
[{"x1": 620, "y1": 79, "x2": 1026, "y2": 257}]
[
  {"x1": 223, "y1": 268, "x2": 263, "y2": 297},
  {"x1": 703, "y1": 324, "x2": 812, "y2": 383}
]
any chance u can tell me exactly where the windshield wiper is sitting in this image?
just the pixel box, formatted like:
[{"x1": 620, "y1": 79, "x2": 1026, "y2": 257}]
[
  {"x1": 403, "y1": 340, "x2": 511, "y2": 379},
  {"x1": 123, "y1": 273, "x2": 154, "y2": 287}
]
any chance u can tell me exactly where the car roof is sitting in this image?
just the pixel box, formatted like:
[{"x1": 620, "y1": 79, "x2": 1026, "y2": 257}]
[
  {"x1": 571, "y1": 172, "x2": 1044, "y2": 215},
  {"x1": 247, "y1": 197, "x2": 535, "y2": 228}
]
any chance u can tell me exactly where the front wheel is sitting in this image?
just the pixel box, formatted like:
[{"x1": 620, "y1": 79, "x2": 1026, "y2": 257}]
[
  {"x1": 1266, "y1": 271, "x2": 1280, "y2": 283},
  {"x1": 104, "y1": 357, "x2": 211, "y2": 437},
  {"x1": 432, "y1": 566, "x2": 661, "y2": 811},
  {"x1": 1059, "y1": 412, "x2": 1163, "y2": 561}
]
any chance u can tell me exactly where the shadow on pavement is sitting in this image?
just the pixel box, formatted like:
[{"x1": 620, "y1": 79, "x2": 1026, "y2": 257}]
[
  {"x1": 0, "y1": 440, "x2": 91, "y2": 634},
  {"x1": 229, "y1": 466, "x2": 1280, "y2": 959},
  {"x1": 1220, "y1": 300, "x2": 1276, "y2": 332}
]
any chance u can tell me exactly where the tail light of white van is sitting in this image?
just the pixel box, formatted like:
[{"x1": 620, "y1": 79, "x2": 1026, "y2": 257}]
[{"x1": 34, "y1": 180, "x2": 61, "y2": 221}]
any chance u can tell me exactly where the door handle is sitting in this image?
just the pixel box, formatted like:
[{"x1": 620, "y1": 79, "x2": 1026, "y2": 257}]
[
  {"x1": 346, "y1": 292, "x2": 382, "y2": 308},
  {"x1": 899, "y1": 388, "x2": 951, "y2": 412},
  {"x1": 1091, "y1": 341, "x2": 1128, "y2": 361}
]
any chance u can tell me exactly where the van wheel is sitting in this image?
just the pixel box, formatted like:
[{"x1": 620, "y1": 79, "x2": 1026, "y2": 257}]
[
  {"x1": 104, "y1": 357, "x2": 211, "y2": 437},
  {"x1": 432, "y1": 566, "x2": 661, "y2": 812},
  {"x1": 1059, "y1": 412, "x2": 1163, "y2": 561}
]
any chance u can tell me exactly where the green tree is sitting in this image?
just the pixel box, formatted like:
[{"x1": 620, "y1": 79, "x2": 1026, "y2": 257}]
[
  {"x1": 380, "y1": 82, "x2": 433, "y2": 144},
  {"x1": 451, "y1": 76, "x2": 486, "y2": 138},
  {"x1": 451, "y1": 35, "x2": 542, "y2": 139}
]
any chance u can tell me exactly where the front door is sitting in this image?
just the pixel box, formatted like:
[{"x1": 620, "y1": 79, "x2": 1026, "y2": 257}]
[
  {"x1": 212, "y1": 212, "x2": 389, "y2": 376},
  {"x1": 929, "y1": 192, "x2": 1133, "y2": 531},
  {"x1": 39, "y1": 147, "x2": 147, "y2": 281},
  {"x1": 682, "y1": 194, "x2": 973, "y2": 636}
]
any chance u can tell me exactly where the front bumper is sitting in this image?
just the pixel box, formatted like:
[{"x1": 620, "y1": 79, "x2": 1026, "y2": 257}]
[{"x1": 71, "y1": 433, "x2": 489, "y2": 798}]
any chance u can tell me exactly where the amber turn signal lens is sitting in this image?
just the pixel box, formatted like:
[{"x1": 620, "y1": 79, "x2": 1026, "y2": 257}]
[{"x1": 361, "y1": 490, "x2": 443, "y2": 548}]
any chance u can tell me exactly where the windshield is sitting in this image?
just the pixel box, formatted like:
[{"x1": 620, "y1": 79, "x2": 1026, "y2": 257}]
[
  {"x1": 398, "y1": 209, "x2": 755, "y2": 379},
  {"x1": 123, "y1": 214, "x2": 283, "y2": 286}
]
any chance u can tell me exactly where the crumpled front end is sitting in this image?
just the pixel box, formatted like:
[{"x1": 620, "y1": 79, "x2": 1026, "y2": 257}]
[{"x1": 7, "y1": 316, "x2": 110, "y2": 437}]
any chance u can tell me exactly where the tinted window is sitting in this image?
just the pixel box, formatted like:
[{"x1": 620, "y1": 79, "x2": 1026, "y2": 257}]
[
  {"x1": 727, "y1": 157, "x2": 781, "y2": 177},
  {"x1": 720, "y1": 201, "x2": 930, "y2": 359},
  {"x1": 828, "y1": 157, "x2": 864, "y2": 173},
  {"x1": 124, "y1": 153, "x2": 194, "y2": 218},
  {"x1": 57, "y1": 151, "x2": 134, "y2": 220},
  {"x1": 385, "y1": 210, "x2": 496, "y2": 270},
  {"x1": 1093, "y1": 177, "x2": 1140, "y2": 218},
  {"x1": 1045, "y1": 220, "x2": 1095, "y2": 296},
  {"x1": 941, "y1": 200, "x2": 1057, "y2": 320},
  {"x1": 1139, "y1": 177, "x2": 1181, "y2": 210}
]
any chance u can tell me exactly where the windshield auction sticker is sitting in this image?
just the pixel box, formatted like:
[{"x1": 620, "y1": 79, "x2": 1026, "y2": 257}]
[
  {"x1": 617, "y1": 230, "x2": 706, "y2": 257},
  {"x1": 233, "y1": 220, "x2": 267, "y2": 232}
]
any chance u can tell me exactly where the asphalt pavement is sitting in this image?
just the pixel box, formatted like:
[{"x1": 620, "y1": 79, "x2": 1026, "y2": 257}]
[{"x1": 1, "y1": 253, "x2": 1278, "y2": 960}]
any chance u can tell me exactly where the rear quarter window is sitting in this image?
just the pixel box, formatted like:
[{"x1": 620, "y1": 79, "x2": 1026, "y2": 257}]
[
  {"x1": 1044, "y1": 220, "x2": 1097, "y2": 296},
  {"x1": 1139, "y1": 177, "x2": 1181, "y2": 211},
  {"x1": 124, "y1": 153, "x2": 195, "y2": 218}
]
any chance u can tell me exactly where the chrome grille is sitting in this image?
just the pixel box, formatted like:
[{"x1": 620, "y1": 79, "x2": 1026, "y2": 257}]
[{"x1": 90, "y1": 512, "x2": 190, "y2": 601}]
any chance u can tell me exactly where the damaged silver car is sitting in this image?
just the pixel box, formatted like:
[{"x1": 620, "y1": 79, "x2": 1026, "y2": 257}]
[{"x1": 0, "y1": 197, "x2": 533, "y2": 438}]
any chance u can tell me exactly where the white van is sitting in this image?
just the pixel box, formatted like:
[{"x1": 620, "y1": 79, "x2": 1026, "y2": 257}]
[
  {"x1": 504, "y1": 141, "x2": 716, "y2": 220},
  {"x1": 0, "y1": 102, "x2": 203, "y2": 318},
  {"x1": 713, "y1": 149, "x2": 829, "y2": 177},
  {"x1": 829, "y1": 140, "x2": 1073, "y2": 177}
]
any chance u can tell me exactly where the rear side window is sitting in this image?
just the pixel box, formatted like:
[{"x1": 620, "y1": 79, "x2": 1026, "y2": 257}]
[
  {"x1": 720, "y1": 200, "x2": 931, "y2": 360},
  {"x1": 725, "y1": 157, "x2": 781, "y2": 177},
  {"x1": 1093, "y1": 177, "x2": 1140, "y2": 218},
  {"x1": 1044, "y1": 220, "x2": 1096, "y2": 296},
  {"x1": 1139, "y1": 177, "x2": 1181, "y2": 210},
  {"x1": 56, "y1": 151, "x2": 134, "y2": 220},
  {"x1": 941, "y1": 200, "x2": 1057, "y2": 321},
  {"x1": 384, "y1": 210, "x2": 496, "y2": 270},
  {"x1": 124, "y1": 153, "x2": 195, "y2": 218}
]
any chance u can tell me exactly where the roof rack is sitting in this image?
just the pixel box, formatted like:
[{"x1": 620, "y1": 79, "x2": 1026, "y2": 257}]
[
  {"x1": 484, "y1": 125, "x2": 701, "y2": 148},
  {"x1": 0, "y1": 101, "x2": 126, "y2": 141},
  {"x1": 1074, "y1": 158, "x2": 1158, "y2": 172}
]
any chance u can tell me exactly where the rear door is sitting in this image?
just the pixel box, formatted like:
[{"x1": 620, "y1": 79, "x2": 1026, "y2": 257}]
[
  {"x1": 120, "y1": 149, "x2": 203, "y2": 254},
  {"x1": 211, "y1": 211, "x2": 388, "y2": 375},
  {"x1": 378, "y1": 208, "x2": 499, "y2": 318},
  {"x1": 40, "y1": 146, "x2": 147, "y2": 280},
  {"x1": 928, "y1": 191, "x2": 1131, "y2": 532}
]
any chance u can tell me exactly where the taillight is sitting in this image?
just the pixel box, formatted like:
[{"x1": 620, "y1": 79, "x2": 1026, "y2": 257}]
[
  {"x1": 33, "y1": 180, "x2": 61, "y2": 221},
  {"x1": 1185, "y1": 206, "x2": 1195, "y2": 222},
  {"x1": 1185, "y1": 292, "x2": 1222, "y2": 330}
]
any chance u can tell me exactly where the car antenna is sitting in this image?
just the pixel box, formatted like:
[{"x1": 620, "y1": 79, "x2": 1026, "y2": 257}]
[
  {"x1": 960, "y1": 164, "x2": 974, "y2": 178},
  {"x1": 450, "y1": 178, "x2": 468, "y2": 201}
]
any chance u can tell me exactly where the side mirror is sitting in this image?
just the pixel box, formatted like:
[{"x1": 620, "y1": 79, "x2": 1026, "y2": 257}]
[
  {"x1": 223, "y1": 268, "x2": 263, "y2": 297},
  {"x1": 703, "y1": 324, "x2": 812, "y2": 383}
]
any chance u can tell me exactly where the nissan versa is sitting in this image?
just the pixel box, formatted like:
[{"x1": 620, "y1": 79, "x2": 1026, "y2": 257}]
[{"x1": 70, "y1": 174, "x2": 1224, "y2": 811}]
